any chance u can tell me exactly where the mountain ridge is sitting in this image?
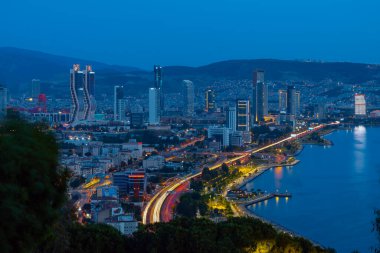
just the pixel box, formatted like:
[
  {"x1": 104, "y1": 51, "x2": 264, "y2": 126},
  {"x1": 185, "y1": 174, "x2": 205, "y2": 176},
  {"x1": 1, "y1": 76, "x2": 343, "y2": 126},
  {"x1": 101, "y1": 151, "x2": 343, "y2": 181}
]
[{"x1": 1, "y1": 47, "x2": 379, "y2": 95}]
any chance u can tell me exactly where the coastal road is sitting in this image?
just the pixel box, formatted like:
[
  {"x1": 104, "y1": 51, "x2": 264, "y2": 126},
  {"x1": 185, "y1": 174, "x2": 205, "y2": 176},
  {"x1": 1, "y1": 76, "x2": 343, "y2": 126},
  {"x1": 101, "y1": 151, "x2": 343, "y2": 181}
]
[{"x1": 142, "y1": 123, "x2": 337, "y2": 224}]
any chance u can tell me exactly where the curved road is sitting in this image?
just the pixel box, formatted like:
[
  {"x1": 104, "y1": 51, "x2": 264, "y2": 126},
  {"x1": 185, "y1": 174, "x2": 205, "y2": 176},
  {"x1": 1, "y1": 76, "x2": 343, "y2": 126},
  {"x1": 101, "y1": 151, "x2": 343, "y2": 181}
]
[{"x1": 143, "y1": 123, "x2": 336, "y2": 224}]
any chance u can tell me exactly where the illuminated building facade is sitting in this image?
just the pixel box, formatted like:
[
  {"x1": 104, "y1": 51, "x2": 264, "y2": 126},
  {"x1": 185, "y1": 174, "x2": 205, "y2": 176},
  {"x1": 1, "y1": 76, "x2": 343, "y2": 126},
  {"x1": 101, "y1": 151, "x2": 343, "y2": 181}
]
[
  {"x1": 69, "y1": 64, "x2": 96, "y2": 124},
  {"x1": 205, "y1": 89, "x2": 216, "y2": 112},
  {"x1": 182, "y1": 80, "x2": 194, "y2": 116},
  {"x1": 252, "y1": 70, "x2": 268, "y2": 123},
  {"x1": 355, "y1": 94, "x2": 366, "y2": 116},
  {"x1": 114, "y1": 85, "x2": 126, "y2": 121}
]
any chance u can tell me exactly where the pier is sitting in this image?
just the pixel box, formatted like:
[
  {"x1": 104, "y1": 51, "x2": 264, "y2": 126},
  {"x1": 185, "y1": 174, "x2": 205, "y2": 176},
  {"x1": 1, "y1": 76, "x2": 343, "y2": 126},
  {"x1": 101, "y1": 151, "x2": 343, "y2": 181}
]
[{"x1": 243, "y1": 192, "x2": 292, "y2": 206}]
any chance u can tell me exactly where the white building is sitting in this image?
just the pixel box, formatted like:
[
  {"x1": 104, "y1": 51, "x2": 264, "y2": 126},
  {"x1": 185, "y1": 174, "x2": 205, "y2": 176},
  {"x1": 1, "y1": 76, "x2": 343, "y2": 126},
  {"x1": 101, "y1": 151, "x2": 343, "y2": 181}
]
[
  {"x1": 355, "y1": 94, "x2": 366, "y2": 116},
  {"x1": 182, "y1": 80, "x2": 194, "y2": 116},
  {"x1": 105, "y1": 214, "x2": 138, "y2": 236},
  {"x1": 208, "y1": 126, "x2": 230, "y2": 147},
  {"x1": 143, "y1": 155, "x2": 165, "y2": 170},
  {"x1": 149, "y1": 87, "x2": 160, "y2": 124}
]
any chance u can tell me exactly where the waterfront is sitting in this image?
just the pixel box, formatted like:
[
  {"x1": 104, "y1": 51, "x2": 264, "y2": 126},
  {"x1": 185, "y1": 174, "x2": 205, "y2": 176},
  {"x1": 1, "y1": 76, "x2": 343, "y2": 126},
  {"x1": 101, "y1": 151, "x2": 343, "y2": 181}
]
[{"x1": 245, "y1": 126, "x2": 380, "y2": 252}]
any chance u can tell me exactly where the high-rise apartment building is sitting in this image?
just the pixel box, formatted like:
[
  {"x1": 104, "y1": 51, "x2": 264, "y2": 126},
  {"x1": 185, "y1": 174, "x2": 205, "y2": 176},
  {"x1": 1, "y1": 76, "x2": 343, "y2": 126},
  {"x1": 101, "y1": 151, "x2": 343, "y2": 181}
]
[
  {"x1": 84, "y1": 65, "x2": 96, "y2": 120},
  {"x1": 278, "y1": 89, "x2": 287, "y2": 112},
  {"x1": 114, "y1": 86, "x2": 126, "y2": 121},
  {"x1": 0, "y1": 85, "x2": 7, "y2": 119},
  {"x1": 236, "y1": 99, "x2": 250, "y2": 132},
  {"x1": 355, "y1": 94, "x2": 366, "y2": 116},
  {"x1": 154, "y1": 65, "x2": 164, "y2": 115},
  {"x1": 286, "y1": 85, "x2": 297, "y2": 116},
  {"x1": 31, "y1": 79, "x2": 40, "y2": 98},
  {"x1": 69, "y1": 64, "x2": 96, "y2": 124},
  {"x1": 226, "y1": 107, "x2": 237, "y2": 132},
  {"x1": 295, "y1": 91, "x2": 301, "y2": 116},
  {"x1": 149, "y1": 88, "x2": 160, "y2": 124},
  {"x1": 182, "y1": 80, "x2": 194, "y2": 117},
  {"x1": 252, "y1": 70, "x2": 268, "y2": 123},
  {"x1": 205, "y1": 89, "x2": 216, "y2": 112}
]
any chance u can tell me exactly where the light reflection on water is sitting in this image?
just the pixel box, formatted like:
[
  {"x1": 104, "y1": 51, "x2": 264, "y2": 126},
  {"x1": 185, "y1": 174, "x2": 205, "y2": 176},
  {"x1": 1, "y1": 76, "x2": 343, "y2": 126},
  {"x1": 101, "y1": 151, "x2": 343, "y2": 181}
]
[
  {"x1": 245, "y1": 127, "x2": 380, "y2": 253},
  {"x1": 354, "y1": 126, "x2": 366, "y2": 173}
]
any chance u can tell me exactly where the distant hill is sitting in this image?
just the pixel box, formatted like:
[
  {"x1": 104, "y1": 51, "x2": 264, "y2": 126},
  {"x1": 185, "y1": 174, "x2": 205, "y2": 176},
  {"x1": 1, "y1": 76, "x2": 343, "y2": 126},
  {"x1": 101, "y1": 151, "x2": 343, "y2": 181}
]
[
  {"x1": 1, "y1": 47, "x2": 379, "y2": 97},
  {"x1": 163, "y1": 59, "x2": 380, "y2": 83},
  {"x1": 0, "y1": 47, "x2": 140, "y2": 94}
]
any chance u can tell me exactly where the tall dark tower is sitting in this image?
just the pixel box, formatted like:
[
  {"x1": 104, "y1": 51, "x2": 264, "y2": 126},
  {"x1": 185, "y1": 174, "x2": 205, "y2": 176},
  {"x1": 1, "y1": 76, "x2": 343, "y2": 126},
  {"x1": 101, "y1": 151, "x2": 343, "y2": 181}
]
[
  {"x1": 286, "y1": 85, "x2": 296, "y2": 115},
  {"x1": 252, "y1": 70, "x2": 268, "y2": 124},
  {"x1": 154, "y1": 65, "x2": 163, "y2": 116}
]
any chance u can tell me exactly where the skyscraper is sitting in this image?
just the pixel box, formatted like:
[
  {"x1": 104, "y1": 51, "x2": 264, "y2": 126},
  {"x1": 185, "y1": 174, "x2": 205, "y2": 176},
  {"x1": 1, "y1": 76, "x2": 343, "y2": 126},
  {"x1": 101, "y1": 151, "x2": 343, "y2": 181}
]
[
  {"x1": 31, "y1": 79, "x2": 40, "y2": 98},
  {"x1": 205, "y1": 89, "x2": 216, "y2": 112},
  {"x1": 252, "y1": 70, "x2": 268, "y2": 123},
  {"x1": 226, "y1": 107, "x2": 237, "y2": 132},
  {"x1": 286, "y1": 85, "x2": 297, "y2": 116},
  {"x1": 84, "y1": 65, "x2": 96, "y2": 120},
  {"x1": 0, "y1": 85, "x2": 7, "y2": 119},
  {"x1": 114, "y1": 86, "x2": 126, "y2": 121},
  {"x1": 278, "y1": 89, "x2": 287, "y2": 112},
  {"x1": 295, "y1": 91, "x2": 301, "y2": 116},
  {"x1": 69, "y1": 64, "x2": 95, "y2": 124},
  {"x1": 149, "y1": 88, "x2": 160, "y2": 124},
  {"x1": 236, "y1": 99, "x2": 250, "y2": 132},
  {"x1": 182, "y1": 80, "x2": 194, "y2": 117},
  {"x1": 154, "y1": 65, "x2": 164, "y2": 115},
  {"x1": 355, "y1": 94, "x2": 366, "y2": 116}
]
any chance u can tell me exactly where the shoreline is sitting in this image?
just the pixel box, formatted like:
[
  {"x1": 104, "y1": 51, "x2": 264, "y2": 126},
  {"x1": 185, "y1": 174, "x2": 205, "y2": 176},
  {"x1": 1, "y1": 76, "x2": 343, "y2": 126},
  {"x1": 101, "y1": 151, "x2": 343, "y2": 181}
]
[
  {"x1": 226, "y1": 128, "x2": 340, "y2": 248},
  {"x1": 237, "y1": 160, "x2": 300, "y2": 190},
  {"x1": 237, "y1": 204, "x2": 326, "y2": 249},
  {"x1": 231, "y1": 139, "x2": 326, "y2": 248}
]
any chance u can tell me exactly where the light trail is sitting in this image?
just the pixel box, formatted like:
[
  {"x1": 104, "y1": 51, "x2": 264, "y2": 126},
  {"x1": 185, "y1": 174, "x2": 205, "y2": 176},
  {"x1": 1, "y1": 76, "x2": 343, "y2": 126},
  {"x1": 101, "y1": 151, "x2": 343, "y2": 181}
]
[{"x1": 143, "y1": 123, "x2": 336, "y2": 224}]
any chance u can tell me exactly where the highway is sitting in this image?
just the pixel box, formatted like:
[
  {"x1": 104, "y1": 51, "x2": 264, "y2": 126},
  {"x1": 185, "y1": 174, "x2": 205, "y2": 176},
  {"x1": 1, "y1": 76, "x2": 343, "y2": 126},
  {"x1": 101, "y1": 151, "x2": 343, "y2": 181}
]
[{"x1": 142, "y1": 123, "x2": 336, "y2": 224}]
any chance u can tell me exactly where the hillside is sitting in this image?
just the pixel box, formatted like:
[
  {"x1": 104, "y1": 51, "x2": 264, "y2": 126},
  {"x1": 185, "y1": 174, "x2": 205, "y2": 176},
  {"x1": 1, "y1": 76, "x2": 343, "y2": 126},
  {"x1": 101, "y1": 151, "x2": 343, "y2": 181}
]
[
  {"x1": 0, "y1": 47, "x2": 140, "y2": 95},
  {"x1": 1, "y1": 47, "x2": 379, "y2": 97}
]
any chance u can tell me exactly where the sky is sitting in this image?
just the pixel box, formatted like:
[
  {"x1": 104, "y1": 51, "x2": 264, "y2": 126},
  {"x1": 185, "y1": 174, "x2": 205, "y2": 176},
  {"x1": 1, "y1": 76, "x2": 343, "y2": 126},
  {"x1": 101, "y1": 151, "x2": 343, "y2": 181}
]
[{"x1": 0, "y1": 0, "x2": 379, "y2": 69}]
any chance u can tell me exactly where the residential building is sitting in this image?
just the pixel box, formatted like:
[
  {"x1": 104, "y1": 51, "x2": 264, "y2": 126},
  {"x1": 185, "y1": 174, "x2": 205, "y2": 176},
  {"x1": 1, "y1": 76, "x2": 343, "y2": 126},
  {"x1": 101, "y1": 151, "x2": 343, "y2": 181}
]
[
  {"x1": 207, "y1": 126, "x2": 230, "y2": 147},
  {"x1": 105, "y1": 213, "x2": 138, "y2": 235},
  {"x1": 278, "y1": 89, "x2": 287, "y2": 112},
  {"x1": 149, "y1": 87, "x2": 160, "y2": 124},
  {"x1": 355, "y1": 94, "x2": 366, "y2": 116},
  {"x1": 286, "y1": 85, "x2": 297, "y2": 116},
  {"x1": 69, "y1": 64, "x2": 96, "y2": 124},
  {"x1": 226, "y1": 107, "x2": 237, "y2": 132},
  {"x1": 205, "y1": 89, "x2": 216, "y2": 112},
  {"x1": 182, "y1": 80, "x2": 194, "y2": 116},
  {"x1": 114, "y1": 85, "x2": 126, "y2": 121},
  {"x1": 143, "y1": 155, "x2": 165, "y2": 170},
  {"x1": 236, "y1": 99, "x2": 250, "y2": 132},
  {"x1": 154, "y1": 65, "x2": 164, "y2": 115}
]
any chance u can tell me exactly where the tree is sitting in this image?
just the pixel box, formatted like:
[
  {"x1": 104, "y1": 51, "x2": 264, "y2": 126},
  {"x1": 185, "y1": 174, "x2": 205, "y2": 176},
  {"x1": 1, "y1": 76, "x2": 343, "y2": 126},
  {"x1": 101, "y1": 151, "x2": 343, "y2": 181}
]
[
  {"x1": 0, "y1": 119, "x2": 69, "y2": 253},
  {"x1": 221, "y1": 163, "x2": 229, "y2": 175},
  {"x1": 202, "y1": 167, "x2": 211, "y2": 181}
]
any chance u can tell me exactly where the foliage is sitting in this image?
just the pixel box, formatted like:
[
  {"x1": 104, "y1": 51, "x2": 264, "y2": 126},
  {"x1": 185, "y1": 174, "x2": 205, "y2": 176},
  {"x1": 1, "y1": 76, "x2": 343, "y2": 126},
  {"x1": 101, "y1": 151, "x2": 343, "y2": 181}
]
[
  {"x1": 125, "y1": 217, "x2": 332, "y2": 253},
  {"x1": 0, "y1": 119, "x2": 69, "y2": 253},
  {"x1": 67, "y1": 223, "x2": 125, "y2": 253},
  {"x1": 176, "y1": 192, "x2": 208, "y2": 218}
]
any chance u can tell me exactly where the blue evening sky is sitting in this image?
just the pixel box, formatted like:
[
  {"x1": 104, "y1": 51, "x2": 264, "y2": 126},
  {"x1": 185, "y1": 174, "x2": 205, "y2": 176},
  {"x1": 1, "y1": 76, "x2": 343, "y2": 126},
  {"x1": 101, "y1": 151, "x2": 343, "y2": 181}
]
[{"x1": 0, "y1": 0, "x2": 379, "y2": 69}]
